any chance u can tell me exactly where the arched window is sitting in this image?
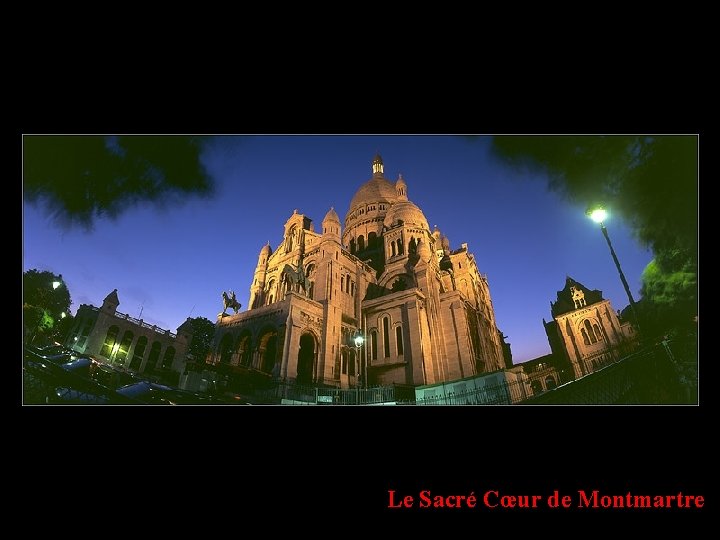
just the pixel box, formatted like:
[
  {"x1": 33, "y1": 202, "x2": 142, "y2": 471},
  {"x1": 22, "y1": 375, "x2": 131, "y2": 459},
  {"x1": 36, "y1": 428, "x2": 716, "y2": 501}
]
[
  {"x1": 100, "y1": 325, "x2": 119, "y2": 358},
  {"x1": 115, "y1": 330, "x2": 134, "y2": 365},
  {"x1": 308, "y1": 282, "x2": 315, "y2": 300},
  {"x1": 350, "y1": 281, "x2": 355, "y2": 296},
  {"x1": 286, "y1": 225, "x2": 296, "y2": 253},
  {"x1": 129, "y1": 336, "x2": 147, "y2": 371},
  {"x1": 162, "y1": 346, "x2": 176, "y2": 369},
  {"x1": 371, "y1": 330, "x2": 378, "y2": 361},
  {"x1": 584, "y1": 320, "x2": 598, "y2": 344},
  {"x1": 350, "y1": 239, "x2": 356, "y2": 254},
  {"x1": 397, "y1": 239, "x2": 404, "y2": 255},
  {"x1": 593, "y1": 323, "x2": 603, "y2": 342},
  {"x1": 76, "y1": 318, "x2": 94, "y2": 348},
  {"x1": 144, "y1": 342, "x2": 161, "y2": 373},
  {"x1": 358, "y1": 235, "x2": 365, "y2": 251},
  {"x1": 581, "y1": 328, "x2": 591, "y2": 346},
  {"x1": 266, "y1": 279, "x2": 276, "y2": 305},
  {"x1": 346, "y1": 276, "x2": 351, "y2": 294},
  {"x1": 545, "y1": 376, "x2": 557, "y2": 390},
  {"x1": 341, "y1": 275, "x2": 345, "y2": 292},
  {"x1": 383, "y1": 317, "x2": 390, "y2": 358},
  {"x1": 391, "y1": 241, "x2": 396, "y2": 257},
  {"x1": 396, "y1": 326, "x2": 404, "y2": 355}
]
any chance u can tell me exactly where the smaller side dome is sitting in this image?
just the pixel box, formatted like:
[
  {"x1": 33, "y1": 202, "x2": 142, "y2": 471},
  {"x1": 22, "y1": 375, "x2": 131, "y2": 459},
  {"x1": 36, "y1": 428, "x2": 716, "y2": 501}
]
[
  {"x1": 323, "y1": 206, "x2": 341, "y2": 237},
  {"x1": 382, "y1": 200, "x2": 430, "y2": 231},
  {"x1": 323, "y1": 206, "x2": 340, "y2": 223},
  {"x1": 260, "y1": 242, "x2": 272, "y2": 255}
]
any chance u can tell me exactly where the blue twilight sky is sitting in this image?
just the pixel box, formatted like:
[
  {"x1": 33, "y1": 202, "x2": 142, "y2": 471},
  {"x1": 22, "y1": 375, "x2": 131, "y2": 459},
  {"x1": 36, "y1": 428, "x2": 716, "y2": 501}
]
[{"x1": 22, "y1": 135, "x2": 653, "y2": 364}]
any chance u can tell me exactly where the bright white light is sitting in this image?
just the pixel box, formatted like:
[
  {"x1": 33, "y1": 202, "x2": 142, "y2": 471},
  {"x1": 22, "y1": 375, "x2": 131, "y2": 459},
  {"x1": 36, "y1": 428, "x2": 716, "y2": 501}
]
[
  {"x1": 52, "y1": 281, "x2": 61, "y2": 289},
  {"x1": 60, "y1": 312, "x2": 67, "y2": 318},
  {"x1": 589, "y1": 208, "x2": 608, "y2": 223},
  {"x1": 354, "y1": 335, "x2": 364, "y2": 347}
]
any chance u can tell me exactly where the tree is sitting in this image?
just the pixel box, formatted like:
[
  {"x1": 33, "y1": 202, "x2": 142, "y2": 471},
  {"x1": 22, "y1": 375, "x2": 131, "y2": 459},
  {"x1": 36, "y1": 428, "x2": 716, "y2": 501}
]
[
  {"x1": 23, "y1": 269, "x2": 72, "y2": 344},
  {"x1": 186, "y1": 317, "x2": 216, "y2": 364},
  {"x1": 23, "y1": 135, "x2": 214, "y2": 229},
  {"x1": 490, "y1": 135, "x2": 697, "y2": 338}
]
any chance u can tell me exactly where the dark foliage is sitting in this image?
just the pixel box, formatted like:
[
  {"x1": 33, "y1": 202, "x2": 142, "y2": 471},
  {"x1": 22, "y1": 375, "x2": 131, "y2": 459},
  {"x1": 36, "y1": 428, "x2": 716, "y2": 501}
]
[{"x1": 24, "y1": 135, "x2": 214, "y2": 228}]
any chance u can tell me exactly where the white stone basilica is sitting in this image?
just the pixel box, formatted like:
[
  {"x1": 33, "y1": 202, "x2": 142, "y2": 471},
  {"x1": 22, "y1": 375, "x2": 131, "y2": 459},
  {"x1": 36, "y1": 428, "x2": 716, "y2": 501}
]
[{"x1": 209, "y1": 154, "x2": 508, "y2": 388}]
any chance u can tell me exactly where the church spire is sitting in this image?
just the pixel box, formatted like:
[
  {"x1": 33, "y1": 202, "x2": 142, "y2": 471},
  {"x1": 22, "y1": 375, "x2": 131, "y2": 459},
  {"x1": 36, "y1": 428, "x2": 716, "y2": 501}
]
[{"x1": 372, "y1": 153, "x2": 384, "y2": 176}]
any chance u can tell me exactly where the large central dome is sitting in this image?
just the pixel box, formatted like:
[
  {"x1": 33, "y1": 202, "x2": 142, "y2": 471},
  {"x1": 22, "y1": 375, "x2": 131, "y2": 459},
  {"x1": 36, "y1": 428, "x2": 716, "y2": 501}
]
[{"x1": 347, "y1": 177, "x2": 397, "y2": 213}]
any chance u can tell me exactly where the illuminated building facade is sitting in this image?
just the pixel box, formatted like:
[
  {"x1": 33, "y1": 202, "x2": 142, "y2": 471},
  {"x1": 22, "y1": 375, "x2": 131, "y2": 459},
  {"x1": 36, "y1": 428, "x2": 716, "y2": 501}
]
[
  {"x1": 544, "y1": 277, "x2": 638, "y2": 379},
  {"x1": 66, "y1": 289, "x2": 192, "y2": 381},
  {"x1": 209, "y1": 155, "x2": 508, "y2": 388}
]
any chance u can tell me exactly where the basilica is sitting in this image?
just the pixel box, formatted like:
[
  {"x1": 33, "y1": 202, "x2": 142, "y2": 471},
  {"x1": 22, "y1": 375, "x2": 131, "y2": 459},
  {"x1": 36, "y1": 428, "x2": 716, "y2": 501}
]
[{"x1": 208, "y1": 155, "x2": 509, "y2": 388}]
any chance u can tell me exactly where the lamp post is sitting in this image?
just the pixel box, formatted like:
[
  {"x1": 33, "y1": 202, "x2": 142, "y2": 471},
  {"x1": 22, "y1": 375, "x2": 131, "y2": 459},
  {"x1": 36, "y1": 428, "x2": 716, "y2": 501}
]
[
  {"x1": 587, "y1": 207, "x2": 640, "y2": 333},
  {"x1": 353, "y1": 332, "x2": 364, "y2": 402}
]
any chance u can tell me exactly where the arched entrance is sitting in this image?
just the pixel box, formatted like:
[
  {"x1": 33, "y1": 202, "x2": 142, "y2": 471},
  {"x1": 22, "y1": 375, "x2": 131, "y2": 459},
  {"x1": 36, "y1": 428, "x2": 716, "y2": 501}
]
[
  {"x1": 237, "y1": 332, "x2": 252, "y2": 366},
  {"x1": 219, "y1": 334, "x2": 234, "y2": 364},
  {"x1": 297, "y1": 333, "x2": 315, "y2": 384},
  {"x1": 259, "y1": 331, "x2": 278, "y2": 375}
]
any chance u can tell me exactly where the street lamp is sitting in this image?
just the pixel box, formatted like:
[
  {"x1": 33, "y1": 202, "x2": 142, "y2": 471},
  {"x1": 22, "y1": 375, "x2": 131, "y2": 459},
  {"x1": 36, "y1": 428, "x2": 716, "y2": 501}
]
[
  {"x1": 353, "y1": 332, "x2": 364, "y2": 392},
  {"x1": 587, "y1": 207, "x2": 640, "y2": 332},
  {"x1": 52, "y1": 274, "x2": 63, "y2": 290}
]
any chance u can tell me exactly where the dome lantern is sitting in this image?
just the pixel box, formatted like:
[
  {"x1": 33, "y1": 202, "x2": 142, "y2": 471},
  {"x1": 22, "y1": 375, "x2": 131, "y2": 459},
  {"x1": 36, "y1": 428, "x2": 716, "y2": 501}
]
[{"x1": 372, "y1": 153, "x2": 384, "y2": 176}]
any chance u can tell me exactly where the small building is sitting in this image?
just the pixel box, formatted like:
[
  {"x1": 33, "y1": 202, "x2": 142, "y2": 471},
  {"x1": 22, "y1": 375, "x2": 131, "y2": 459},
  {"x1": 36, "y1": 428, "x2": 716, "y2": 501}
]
[
  {"x1": 508, "y1": 353, "x2": 570, "y2": 397},
  {"x1": 65, "y1": 289, "x2": 192, "y2": 384},
  {"x1": 543, "y1": 277, "x2": 639, "y2": 380}
]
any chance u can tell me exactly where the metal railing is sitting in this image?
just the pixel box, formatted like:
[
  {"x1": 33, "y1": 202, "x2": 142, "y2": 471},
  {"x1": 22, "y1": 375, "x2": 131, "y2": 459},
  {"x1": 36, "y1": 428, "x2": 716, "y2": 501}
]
[{"x1": 255, "y1": 380, "x2": 415, "y2": 405}]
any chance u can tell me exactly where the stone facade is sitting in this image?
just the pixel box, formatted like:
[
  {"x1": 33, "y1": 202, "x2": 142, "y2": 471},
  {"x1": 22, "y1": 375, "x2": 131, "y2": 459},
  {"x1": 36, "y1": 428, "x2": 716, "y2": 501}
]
[
  {"x1": 65, "y1": 289, "x2": 192, "y2": 380},
  {"x1": 543, "y1": 277, "x2": 639, "y2": 379},
  {"x1": 209, "y1": 154, "x2": 508, "y2": 388},
  {"x1": 508, "y1": 354, "x2": 569, "y2": 397}
]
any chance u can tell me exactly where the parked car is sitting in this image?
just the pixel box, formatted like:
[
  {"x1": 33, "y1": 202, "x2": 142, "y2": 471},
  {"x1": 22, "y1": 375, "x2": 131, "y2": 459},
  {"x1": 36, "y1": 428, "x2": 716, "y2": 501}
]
[
  {"x1": 116, "y1": 381, "x2": 229, "y2": 404},
  {"x1": 50, "y1": 380, "x2": 230, "y2": 405}
]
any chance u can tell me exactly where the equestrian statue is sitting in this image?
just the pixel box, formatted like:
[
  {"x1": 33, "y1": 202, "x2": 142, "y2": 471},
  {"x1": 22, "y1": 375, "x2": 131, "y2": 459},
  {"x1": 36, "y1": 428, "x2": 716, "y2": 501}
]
[
  {"x1": 221, "y1": 290, "x2": 242, "y2": 315},
  {"x1": 281, "y1": 257, "x2": 309, "y2": 296}
]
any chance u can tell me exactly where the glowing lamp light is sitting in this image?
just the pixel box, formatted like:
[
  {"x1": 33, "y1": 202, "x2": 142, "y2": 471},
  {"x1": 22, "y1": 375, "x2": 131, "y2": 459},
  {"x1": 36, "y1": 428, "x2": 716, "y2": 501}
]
[
  {"x1": 60, "y1": 312, "x2": 67, "y2": 318},
  {"x1": 52, "y1": 281, "x2": 61, "y2": 289},
  {"x1": 354, "y1": 335, "x2": 364, "y2": 348},
  {"x1": 588, "y1": 208, "x2": 608, "y2": 223}
]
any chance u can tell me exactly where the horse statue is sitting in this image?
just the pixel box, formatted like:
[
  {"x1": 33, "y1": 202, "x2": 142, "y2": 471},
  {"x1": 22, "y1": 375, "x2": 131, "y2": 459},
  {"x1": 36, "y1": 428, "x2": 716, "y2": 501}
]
[
  {"x1": 222, "y1": 290, "x2": 241, "y2": 315},
  {"x1": 281, "y1": 259, "x2": 309, "y2": 296}
]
